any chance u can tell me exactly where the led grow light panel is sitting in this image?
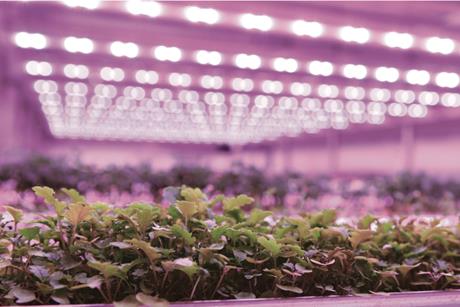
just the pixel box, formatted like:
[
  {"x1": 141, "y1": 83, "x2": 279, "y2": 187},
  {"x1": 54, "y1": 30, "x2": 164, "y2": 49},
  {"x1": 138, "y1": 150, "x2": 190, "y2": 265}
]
[
  {"x1": 5, "y1": 1, "x2": 460, "y2": 144},
  {"x1": 32, "y1": 74, "x2": 452, "y2": 145}
]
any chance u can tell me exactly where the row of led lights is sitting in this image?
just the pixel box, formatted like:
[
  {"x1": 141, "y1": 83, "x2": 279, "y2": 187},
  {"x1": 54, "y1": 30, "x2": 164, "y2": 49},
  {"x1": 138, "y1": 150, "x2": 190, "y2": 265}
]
[
  {"x1": 24, "y1": 60, "x2": 460, "y2": 91},
  {"x1": 33, "y1": 77, "x2": 459, "y2": 144},
  {"x1": 40, "y1": 91, "x2": 431, "y2": 122},
  {"x1": 33, "y1": 77, "x2": 460, "y2": 109},
  {"x1": 40, "y1": 102, "x2": 419, "y2": 144},
  {"x1": 40, "y1": 104, "x2": 421, "y2": 143},
  {"x1": 36, "y1": 83, "x2": 409, "y2": 117},
  {"x1": 40, "y1": 95, "x2": 381, "y2": 133},
  {"x1": 36, "y1": 89, "x2": 433, "y2": 142},
  {"x1": 36, "y1": 79, "x2": 459, "y2": 121},
  {"x1": 46, "y1": 121, "x2": 283, "y2": 144},
  {"x1": 36, "y1": 95, "x2": 432, "y2": 123},
  {"x1": 58, "y1": 0, "x2": 457, "y2": 56},
  {"x1": 48, "y1": 128, "x2": 290, "y2": 144}
]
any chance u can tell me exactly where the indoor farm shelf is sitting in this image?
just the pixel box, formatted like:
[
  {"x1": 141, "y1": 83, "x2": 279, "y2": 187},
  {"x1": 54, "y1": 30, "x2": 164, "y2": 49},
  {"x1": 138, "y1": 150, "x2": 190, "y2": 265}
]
[
  {"x1": 9, "y1": 290, "x2": 460, "y2": 306},
  {"x1": 1, "y1": 186, "x2": 459, "y2": 306}
]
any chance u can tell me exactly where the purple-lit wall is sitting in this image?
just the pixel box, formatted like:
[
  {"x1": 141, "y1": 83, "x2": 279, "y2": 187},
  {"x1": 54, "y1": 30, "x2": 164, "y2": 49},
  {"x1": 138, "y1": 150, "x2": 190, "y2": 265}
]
[{"x1": 43, "y1": 135, "x2": 459, "y2": 176}]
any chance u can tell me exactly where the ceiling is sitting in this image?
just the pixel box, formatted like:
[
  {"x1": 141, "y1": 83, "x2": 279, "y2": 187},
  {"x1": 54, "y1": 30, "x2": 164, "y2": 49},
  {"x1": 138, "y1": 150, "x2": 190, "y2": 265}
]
[{"x1": 1, "y1": 1, "x2": 460, "y2": 146}]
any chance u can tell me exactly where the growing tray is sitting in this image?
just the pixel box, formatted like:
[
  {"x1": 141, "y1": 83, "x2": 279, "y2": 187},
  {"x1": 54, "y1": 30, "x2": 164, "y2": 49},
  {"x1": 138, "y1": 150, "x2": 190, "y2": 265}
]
[{"x1": 17, "y1": 290, "x2": 460, "y2": 307}]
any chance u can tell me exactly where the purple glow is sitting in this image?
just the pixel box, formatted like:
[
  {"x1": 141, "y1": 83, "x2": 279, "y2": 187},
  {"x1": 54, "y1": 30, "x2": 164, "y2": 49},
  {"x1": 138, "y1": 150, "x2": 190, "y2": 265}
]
[{"x1": 2, "y1": 1, "x2": 460, "y2": 148}]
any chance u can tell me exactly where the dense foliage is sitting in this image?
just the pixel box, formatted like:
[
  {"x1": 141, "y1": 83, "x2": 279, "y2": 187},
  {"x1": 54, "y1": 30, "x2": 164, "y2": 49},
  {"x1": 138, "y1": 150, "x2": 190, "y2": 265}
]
[
  {"x1": 2, "y1": 155, "x2": 460, "y2": 215},
  {"x1": 1, "y1": 187, "x2": 460, "y2": 305}
]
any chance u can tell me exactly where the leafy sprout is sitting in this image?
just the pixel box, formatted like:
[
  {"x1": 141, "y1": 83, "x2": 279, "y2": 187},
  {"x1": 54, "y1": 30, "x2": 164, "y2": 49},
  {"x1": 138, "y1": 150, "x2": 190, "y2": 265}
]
[{"x1": 0, "y1": 186, "x2": 459, "y2": 305}]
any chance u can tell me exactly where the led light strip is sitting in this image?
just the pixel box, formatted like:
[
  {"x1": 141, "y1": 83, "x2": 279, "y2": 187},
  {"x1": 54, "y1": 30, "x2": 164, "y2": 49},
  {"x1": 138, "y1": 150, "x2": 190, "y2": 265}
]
[
  {"x1": 20, "y1": 64, "x2": 457, "y2": 119},
  {"x1": 54, "y1": 1, "x2": 460, "y2": 57},
  {"x1": 21, "y1": 57, "x2": 460, "y2": 92},
  {"x1": 31, "y1": 75, "x2": 456, "y2": 110},
  {"x1": 14, "y1": 32, "x2": 460, "y2": 89}
]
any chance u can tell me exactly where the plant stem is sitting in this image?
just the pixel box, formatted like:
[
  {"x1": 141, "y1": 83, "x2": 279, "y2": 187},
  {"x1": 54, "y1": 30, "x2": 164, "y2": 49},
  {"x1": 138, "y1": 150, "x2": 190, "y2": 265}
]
[
  {"x1": 98, "y1": 288, "x2": 110, "y2": 303},
  {"x1": 69, "y1": 224, "x2": 77, "y2": 247},
  {"x1": 211, "y1": 272, "x2": 226, "y2": 298},
  {"x1": 105, "y1": 277, "x2": 113, "y2": 302},
  {"x1": 114, "y1": 279, "x2": 122, "y2": 300},
  {"x1": 190, "y1": 275, "x2": 201, "y2": 299},
  {"x1": 161, "y1": 271, "x2": 169, "y2": 293}
]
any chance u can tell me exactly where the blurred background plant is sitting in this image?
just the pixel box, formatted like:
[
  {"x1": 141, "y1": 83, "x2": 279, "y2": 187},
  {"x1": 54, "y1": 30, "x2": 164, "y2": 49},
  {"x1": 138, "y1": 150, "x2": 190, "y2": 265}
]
[{"x1": 1, "y1": 154, "x2": 459, "y2": 216}]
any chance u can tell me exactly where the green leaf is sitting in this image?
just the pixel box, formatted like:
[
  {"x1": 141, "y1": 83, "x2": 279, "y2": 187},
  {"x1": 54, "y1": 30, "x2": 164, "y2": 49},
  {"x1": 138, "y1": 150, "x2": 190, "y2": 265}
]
[
  {"x1": 295, "y1": 263, "x2": 313, "y2": 274},
  {"x1": 208, "y1": 194, "x2": 225, "y2": 208},
  {"x1": 5, "y1": 206, "x2": 23, "y2": 225},
  {"x1": 61, "y1": 188, "x2": 86, "y2": 203},
  {"x1": 211, "y1": 225, "x2": 230, "y2": 241},
  {"x1": 246, "y1": 209, "x2": 272, "y2": 225},
  {"x1": 33, "y1": 217, "x2": 56, "y2": 230},
  {"x1": 51, "y1": 294, "x2": 70, "y2": 305},
  {"x1": 29, "y1": 265, "x2": 49, "y2": 281},
  {"x1": 238, "y1": 228, "x2": 257, "y2": 243},
  {"x1": 181, "y1": 187, "x2": 205, "y2": 202},
  {"x1": 280, "y1": 244, "x2": 303, "y2": 257},
  {"x1": 395, "y1": 263, "x2": 420, "y2": 278},
  {"x1": 321, "y1": 227, "x2": 348, "y2": 241},
  {"x1": 223, "y1": 195, "x2": 254, "y2": 212},
  {"x1": 286, "y1": 217, "x2": 310, "y2": 239},
  {"x1": 377, "y1": 270, "x2": 399, "y2": 285},
  {"x1": 378, "y1": 221, "x2": 394, "y2": 233},
  {"x1": 173, "y1": 258, "x2": 199, "y2": 279},
  {"x1": 9, "y1": 287, "x2": 36, "y2": 304},
  {"x1": 176, "y1": 201, "x2": 198, "y2": 220},
  {"x1": 358, "y1": 214, "x2": 376, "y2": 229},
  {"x1": 310, "y1": 258, "x2": 336, "y2": 267},
  {"x1": 90, "y1": 202, "x2": 110, "y2": 214},
  {"x1": 85, "y1": 276, "x2": 103, "y2": 289},
  {"x1": 65, "y1": 203, "x2": 91, "y2": 226},
  {"x1": 161, "y1": 260, "x2": 176, "y2": 273},
  {"x1": 234, "y1": 292, "x2": 256, "y2": 299},
  {"x1": 0, "y1": 257, "x2": 11, "y2": 269},
  {"x1": 310, "y1": 209, "x2": 336, "y2": 227},
  {"x1": 233, "y1": 249, "x2": 247, "y2": 261},
  {"x1": 263, "y1": 268, "x2": 283, "y2": 278},
  {"x1": 349, "y1": 229, "x2": 373, "y2": 249},
  {"x1": 32, "y1": 186, "x2": 56, "y2": 205},
  {"x1": 127, "y1": 203, "x2": 159, "y2": 233},
  {"x1": 33, "y1": 186, "x2": 66, "y2": 215},
  {"x1": 168, "y1": 205, "x2": 182, "y2": 221},
  {"x1": 135, "y1": 293, "x2": 169, "y2": 307},
  {"x1": 276, "y1": 284, "x2": 303, "y2": 294},
  {"x1": 88, "y1": 261, "x2": 126, "y2": 279},
  {"x1": 311, "y1": 228, "x2": 321, "y2": 241},
  {"x1": 171, "y1": 224, "x2": 196, "y2": 245},
  {"x1": 125, "y1": 239, "x2": 160, "y2": 263},
  {"x1": 0, "y1": 239, "x2": 12, "y2": 255},
  {"x1": 257, "y1": 237, "x2": 281, "y2": 257},
  {"x1": 110, "y1": 242, "x2": 132, "y2": 249},
  {"x1": 19, "y1": 227, "x2": 40, "y2": 240}
]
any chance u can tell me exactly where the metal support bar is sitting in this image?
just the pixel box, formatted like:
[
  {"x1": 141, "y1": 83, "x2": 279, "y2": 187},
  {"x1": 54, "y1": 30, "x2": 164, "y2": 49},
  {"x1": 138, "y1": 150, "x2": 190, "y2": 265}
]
[
  {"x1": 401, "y1": 124, "x2": 415, "y2": 172},
  {"x1": 282, "y1": 140, "x2": 293, "y2": 174},
  {"x1": 327, "y1": 131, "x2": 339, "y2": 175}
]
